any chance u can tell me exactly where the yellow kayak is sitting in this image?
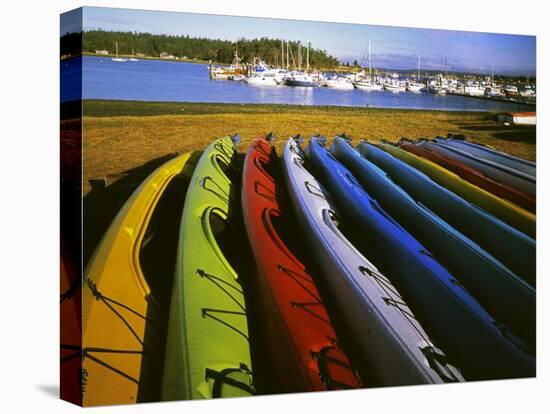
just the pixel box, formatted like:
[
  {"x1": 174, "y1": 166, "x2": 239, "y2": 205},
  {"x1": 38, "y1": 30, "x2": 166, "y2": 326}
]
[
  {"x1": 82, "y1": 152, "x2": 194, "y2": 406},
  {"x1": 378, "y1": 142, "x2": 535, "y2": 239}
]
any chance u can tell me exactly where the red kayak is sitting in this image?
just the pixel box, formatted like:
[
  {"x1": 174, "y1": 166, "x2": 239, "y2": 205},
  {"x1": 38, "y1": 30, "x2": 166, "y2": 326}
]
[
  {"x1": 241, "y1": 138, "x2": 360, "y2": 393},
  {"x1": 401, "y1": 142, "x2": 536, "y2": 213},
  {"x1": 60, "y1": 239, "x2": 82, "y2": 405}
]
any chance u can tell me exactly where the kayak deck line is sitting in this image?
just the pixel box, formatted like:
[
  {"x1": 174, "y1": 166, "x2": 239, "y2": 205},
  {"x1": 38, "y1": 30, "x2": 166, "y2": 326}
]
[{"x1": 82, "y1": 153, "x2": 194, "y2": 406}]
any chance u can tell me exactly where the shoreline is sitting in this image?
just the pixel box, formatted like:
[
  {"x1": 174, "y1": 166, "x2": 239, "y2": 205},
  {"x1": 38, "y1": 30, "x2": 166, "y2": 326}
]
[
  {"x1": 61, "y1": 52, "x2": 214, "y2": 65},
  {"x1": 65, "y1": 99, "x2": 532, "y2": 118}
]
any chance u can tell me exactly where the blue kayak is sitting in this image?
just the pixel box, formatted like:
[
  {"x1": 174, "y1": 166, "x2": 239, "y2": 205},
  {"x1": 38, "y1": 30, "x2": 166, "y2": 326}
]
[
  {"x1": 307, "y1": 138, "x2": 534, "y2": 380},
  {"x1": 332, "y1": 137, "x2": 535, "y2": 349},
  {"x1": 282, "y1": 138, "x2": 463, "y2": 386},
  {"x1": 361, "y1": 142, "x2": 536, "y2": 288}
]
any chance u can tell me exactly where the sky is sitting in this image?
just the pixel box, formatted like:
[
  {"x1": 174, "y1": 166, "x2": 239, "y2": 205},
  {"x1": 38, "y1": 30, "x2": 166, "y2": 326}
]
[{"x1": 62, "y1": 6, "x2": 536, "y2": 76}]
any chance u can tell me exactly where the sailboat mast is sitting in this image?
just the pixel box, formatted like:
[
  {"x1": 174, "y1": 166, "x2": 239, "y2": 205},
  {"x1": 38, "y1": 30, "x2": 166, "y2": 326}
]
[
  {"x1": 281, "y1": 39, "x2": 284, "y2": 68},
  {"x1": 116, "y1": 41, "x2": 118, "y2": 58},
  {"x1": 368, "y1": 40, "x2": 372, "y2": 78},
  {"x1": 286, "y1": 40, "x2": 290, "y2": 69},
  {"x1": 417, "y1": 55, "x2": 420, "y2": 80},
  {"x1": 306, "y1": 39, "x2": 310, "y2": 72},
  {"x1": 298, "y1": 42, "x2": 302, "y2": 71}
]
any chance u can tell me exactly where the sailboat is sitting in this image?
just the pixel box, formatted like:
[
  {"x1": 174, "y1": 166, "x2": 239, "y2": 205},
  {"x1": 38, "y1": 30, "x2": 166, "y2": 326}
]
[
  {"x1": 383, "y1": 73, "x2": 406, "y2": 92},
  {"x1": 354, "y1": 41, "x2": 383, "y2": 90},
  {"x1": 112, "y1": 42, "x2": 127, "y2": 62},
  {"x1": 284, "y1": 41, "x2": 319, "y2": 87},
  {"x1": 407, "y1": 56, "x2": 424, "y2": 92},
  {"x1": 129, "y1": 49, "x2": 138, "y2": 62}
]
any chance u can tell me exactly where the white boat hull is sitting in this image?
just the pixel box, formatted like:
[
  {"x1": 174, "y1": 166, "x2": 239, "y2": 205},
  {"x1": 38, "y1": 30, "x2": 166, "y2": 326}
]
[
  {"x1": 245, "y1": 76, "x2": 279, "y2": 86},
  {"x1": 384, "y1": 84, "x2": 406, "y2": 92},
  {"x1": 354, "y1": 82, "x2": 383, "y2": 91},
  {"x1": 323, "y1": 80, "x2": 354, "y2": 90},
  {"x1": 406, "y1": 85, "x2": 423, "y2": 92}
]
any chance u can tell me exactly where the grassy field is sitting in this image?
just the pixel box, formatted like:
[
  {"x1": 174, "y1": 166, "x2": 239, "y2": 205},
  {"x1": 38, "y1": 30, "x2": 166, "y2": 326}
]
[{"x1": 79, "y1": 99, "x2": 536, "y2": 194}]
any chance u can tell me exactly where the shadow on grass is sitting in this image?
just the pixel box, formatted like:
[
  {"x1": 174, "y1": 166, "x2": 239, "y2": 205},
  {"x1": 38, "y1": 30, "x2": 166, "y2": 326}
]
[
  {"x1": 450, "y1": 121, "x2": 536, "y2": 144},
  {"x1": 83, "y1": 153, "x2": 180, "y2": 268},
  {"x1": 491, "y1": 130, "x2": 536, "y2": 143}
]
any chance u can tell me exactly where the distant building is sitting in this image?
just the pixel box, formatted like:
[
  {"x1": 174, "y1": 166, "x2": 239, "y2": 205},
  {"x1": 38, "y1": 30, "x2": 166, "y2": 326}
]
[
  {"x1": 498, "y1": 112, "x2": 536, "y2": 126},
  {"x1": 160, "y1": 52, "x2": 175, "y2": 59},
  {"x1": 95, "y1": 50, "x2": 109, "y2": 55}
]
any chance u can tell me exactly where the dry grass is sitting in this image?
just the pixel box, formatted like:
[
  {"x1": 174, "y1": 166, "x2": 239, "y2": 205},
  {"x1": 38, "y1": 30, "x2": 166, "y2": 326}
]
[{"x1": 80, "y1": 101, "x2": 536, "y2": 194}]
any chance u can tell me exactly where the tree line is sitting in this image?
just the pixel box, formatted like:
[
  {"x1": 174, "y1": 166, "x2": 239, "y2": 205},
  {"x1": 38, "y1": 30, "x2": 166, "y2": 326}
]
[{"x1": 68, "y1": 30, "x2": 340, "y2": 68}]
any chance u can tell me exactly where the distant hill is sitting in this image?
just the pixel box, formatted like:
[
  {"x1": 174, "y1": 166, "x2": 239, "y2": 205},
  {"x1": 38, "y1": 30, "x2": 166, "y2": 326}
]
[{"x1": 60, "y1": 30, "x2": 340, "y2": 68}]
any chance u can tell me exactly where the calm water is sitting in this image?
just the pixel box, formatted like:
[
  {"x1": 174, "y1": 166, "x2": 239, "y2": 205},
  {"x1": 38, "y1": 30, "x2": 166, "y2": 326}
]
[{"x1": 62, "y1": 56, "x2": 533, "y2": 112}]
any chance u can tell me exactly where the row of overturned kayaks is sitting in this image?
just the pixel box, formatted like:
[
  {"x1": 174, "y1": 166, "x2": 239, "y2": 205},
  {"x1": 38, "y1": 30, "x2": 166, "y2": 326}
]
[{"x1": 73, "y1": 133, "x2": 536, "y2": 406}]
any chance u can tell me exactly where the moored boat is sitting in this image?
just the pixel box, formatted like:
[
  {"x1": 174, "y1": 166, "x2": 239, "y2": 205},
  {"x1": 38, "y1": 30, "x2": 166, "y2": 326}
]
[
  {"x1": 353, "y1": 80, "x2": 383, "y2": 90},
  {"x1": 322, "y1": 77, "x2": 354, "y2": 89},
  {"x1": 406, "y1": 82, "x2": 424, "y2": 92},
  {"x1": 284, "y1": 72, "x2": 319, "y2": 87}
]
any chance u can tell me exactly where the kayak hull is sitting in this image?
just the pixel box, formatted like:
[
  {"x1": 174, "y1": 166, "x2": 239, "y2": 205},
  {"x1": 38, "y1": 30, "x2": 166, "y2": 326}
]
[
  {"x1": 242, "y1": 138, "x2": 359, "y2": 392},
  {"x1": 82, "y1": 152, "x2": 193, "y2": 406},
  {"x1": 162, "y1": 137, "x2": 254, "y2": 401}
]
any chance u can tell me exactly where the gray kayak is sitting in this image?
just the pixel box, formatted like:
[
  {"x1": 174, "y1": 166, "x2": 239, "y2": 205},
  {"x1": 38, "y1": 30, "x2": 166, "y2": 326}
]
[
  {"x1": 332, "y1": 137, "x2": 535, "y2": 349},
  {"x1": 434, "y1": 138, "x2": 536, "y2": 178},
  {"x1": 361, "y1": 141, "x2": 536, "y2": 288},
  {"x1": 282, "y1": 137, "x2": 464, "y2": 386},
  {"x1": 426, "y1": 140, "x2": 536, "y2": 198}
]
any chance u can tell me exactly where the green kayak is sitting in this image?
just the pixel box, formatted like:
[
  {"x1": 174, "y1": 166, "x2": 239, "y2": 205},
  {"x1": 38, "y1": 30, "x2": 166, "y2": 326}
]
[{"x1": 162, "y1": 136, "x2": 254, "y2": 400}]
